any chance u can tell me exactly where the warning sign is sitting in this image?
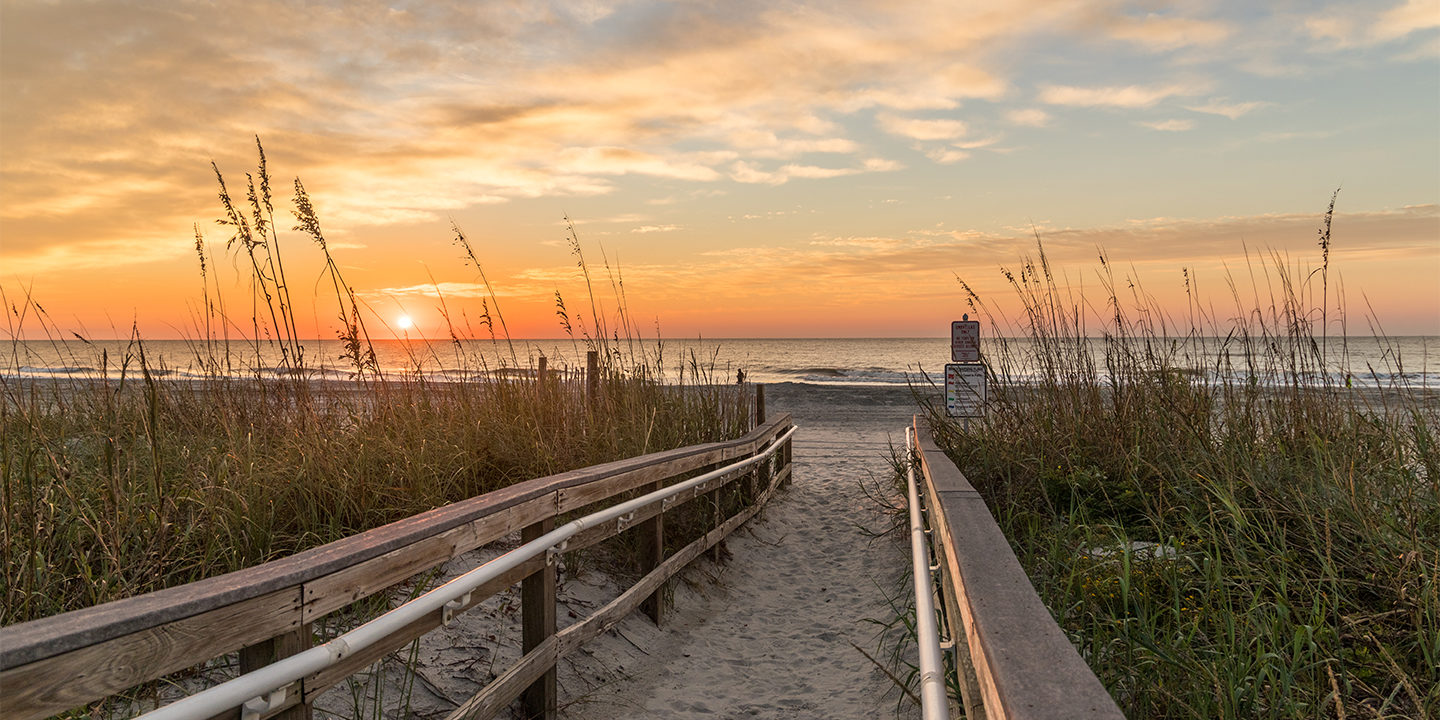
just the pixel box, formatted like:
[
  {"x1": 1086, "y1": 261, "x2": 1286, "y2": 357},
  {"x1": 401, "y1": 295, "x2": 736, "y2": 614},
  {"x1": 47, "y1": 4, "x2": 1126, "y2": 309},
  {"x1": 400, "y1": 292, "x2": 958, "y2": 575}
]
[
  {"x1": 951, "y1": 320, "x2": 980, "y2": 362},
  {"x1": 945, "y1": 363, "x2": 986, "y2": 418}
]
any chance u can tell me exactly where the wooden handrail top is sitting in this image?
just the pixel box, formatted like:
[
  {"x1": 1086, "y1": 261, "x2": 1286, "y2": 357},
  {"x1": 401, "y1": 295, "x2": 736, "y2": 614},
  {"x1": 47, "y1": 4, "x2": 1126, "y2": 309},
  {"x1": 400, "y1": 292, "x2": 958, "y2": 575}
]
[
  {"x1": 0, "y1": 414, "x2": 793, "y2": 670},
  {"x1": 915, "y1": 424, "x2": 1123, "y2": 720}
]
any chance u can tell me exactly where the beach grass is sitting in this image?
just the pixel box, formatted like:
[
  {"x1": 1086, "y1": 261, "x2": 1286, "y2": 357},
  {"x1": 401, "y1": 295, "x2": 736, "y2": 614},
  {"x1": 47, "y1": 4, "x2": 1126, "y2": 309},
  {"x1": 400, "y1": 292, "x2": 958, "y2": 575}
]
[
  {"x1": 925, "y1": 202, "x2": 1438, "y2": 718},
  {"x1": 1, "y1": 141, "x2": 752, "y2": 626}
]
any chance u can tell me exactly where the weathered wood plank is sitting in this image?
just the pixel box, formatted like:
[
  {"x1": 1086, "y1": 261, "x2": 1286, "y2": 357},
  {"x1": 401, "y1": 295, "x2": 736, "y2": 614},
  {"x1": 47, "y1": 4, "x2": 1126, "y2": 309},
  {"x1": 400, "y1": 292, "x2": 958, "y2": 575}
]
[
  {"x1": 552, "y1": 439, "x2": 765, "y2": 515},
  {"x1": 555, "y1": 459, "x2": 779, "y2": 658},
  {"x1": 550, "y1": 461, "x2": 752, "y2": 558},
  {"x1": 521, "y1": 519, "x2": 557, "y2": 720},
  {"x1": 302, "y1": 523, "x2": 475, "y2": 625},
  {"x1": 554, "y1": 454, "x2": 711, "y2": 513},
  {"x1": 443, "y1": 634, "x2": 559, "y2": 720},
  {"x1": 1, "y1": 416, "x2": 790, "y2": 671},
  {"x1": 707, "y1": 485, "x2": 723, "y2": 563},
  {"x1": 239, "y1": 625, "x2": 313, "y2": 720},
  {"x1": 637, "y1": 480, "x2": 665, "y2": 626},
  {"x1": 301, "y1": 495, "x2": 555, "y2": 624},
  {"x1": 304, "y1": 556, "x2": 545, "y2": 700},
  {"x1": 916, "y1": 427, "x2": 1122, "y2": 720},
  {"x1": 0, "y1": 588, "x2": 301, "y2": 720},
  {"x1": 917, "y1": 421, "x2": 986, "y2": 720}
]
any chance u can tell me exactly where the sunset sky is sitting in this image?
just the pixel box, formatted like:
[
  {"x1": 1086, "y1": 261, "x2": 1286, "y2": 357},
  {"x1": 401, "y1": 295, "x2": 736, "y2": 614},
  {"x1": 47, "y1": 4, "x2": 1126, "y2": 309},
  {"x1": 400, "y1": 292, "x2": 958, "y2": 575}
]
[{"x1": 2, "y1": 0, "x2": 1437, "y2": 340}]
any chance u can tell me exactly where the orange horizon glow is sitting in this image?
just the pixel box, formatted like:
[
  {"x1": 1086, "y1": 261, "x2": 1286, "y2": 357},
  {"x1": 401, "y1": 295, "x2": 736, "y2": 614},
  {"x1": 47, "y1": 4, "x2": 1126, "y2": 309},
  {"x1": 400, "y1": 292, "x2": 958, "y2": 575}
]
[{"x1": 2, "y1": 2, "x2": 1437, "y2": 340}]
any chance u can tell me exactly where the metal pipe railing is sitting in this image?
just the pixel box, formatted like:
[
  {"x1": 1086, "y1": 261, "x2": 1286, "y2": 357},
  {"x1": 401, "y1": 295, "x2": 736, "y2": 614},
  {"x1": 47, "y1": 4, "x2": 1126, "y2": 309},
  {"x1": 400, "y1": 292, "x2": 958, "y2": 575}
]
[
  {"x1": 907, "y1": 426, "x2": 950, "y2": 720},
  {"x1": 134, "y1": 424, "x2": 799, "y2": 720}
]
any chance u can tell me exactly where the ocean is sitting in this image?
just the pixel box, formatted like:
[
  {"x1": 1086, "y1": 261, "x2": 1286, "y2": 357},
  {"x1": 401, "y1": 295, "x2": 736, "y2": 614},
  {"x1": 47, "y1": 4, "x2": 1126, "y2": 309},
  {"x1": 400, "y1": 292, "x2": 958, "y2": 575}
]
[{"x1": 5, "y1": 336, "x2": 1437, "y2": 389}]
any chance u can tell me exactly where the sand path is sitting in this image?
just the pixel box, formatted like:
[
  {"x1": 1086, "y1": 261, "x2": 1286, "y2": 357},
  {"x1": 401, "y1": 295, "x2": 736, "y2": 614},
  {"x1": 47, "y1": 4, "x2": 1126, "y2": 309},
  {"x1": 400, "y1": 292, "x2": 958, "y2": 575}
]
[{"x1": 566, "y1": 384, "x2": 921, "y2": 719}]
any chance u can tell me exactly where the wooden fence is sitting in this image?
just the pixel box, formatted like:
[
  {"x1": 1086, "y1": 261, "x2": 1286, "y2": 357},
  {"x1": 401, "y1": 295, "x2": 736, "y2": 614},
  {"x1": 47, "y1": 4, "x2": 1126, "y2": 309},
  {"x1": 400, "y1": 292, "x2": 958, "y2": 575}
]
[
  {"x1": 0, "y1": 404, "x2": 794, "y2": 720},
  {"x1": 911, "y1": 418, "x2": 1123, "y2": 720}
]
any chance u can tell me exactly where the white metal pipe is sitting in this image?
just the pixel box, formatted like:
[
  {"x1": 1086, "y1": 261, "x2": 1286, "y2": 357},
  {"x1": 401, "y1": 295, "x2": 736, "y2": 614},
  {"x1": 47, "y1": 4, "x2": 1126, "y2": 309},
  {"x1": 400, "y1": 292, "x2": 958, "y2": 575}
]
[
  {"x1": 907, "y1": 426, "x2": 951, "y2": 720},
  {"x1": 135, "y1": 425, "x2": 799, "y2": 720}
]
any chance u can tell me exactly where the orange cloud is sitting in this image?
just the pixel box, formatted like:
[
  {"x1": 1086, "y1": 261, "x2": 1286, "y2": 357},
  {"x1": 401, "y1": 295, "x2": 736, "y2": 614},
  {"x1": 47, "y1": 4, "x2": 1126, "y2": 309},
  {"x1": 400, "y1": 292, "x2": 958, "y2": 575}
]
[{"x1": 1039, "y1": 82, "x2": 1208, "y2": 109}]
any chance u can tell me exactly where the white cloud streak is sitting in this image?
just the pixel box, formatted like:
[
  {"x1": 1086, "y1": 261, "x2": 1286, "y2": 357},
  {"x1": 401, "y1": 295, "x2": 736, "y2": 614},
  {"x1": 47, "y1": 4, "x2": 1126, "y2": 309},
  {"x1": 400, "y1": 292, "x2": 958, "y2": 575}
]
[
  {"x1": 1185, "y1": 99, "x2": 1268, "y2": 119},
  {"x1": 1038, "y1": 82, "x2": 1206, "y2": 108},
  {"x1": 1140, "y1": 119, "x2": 1196, "y2": 131},
  {"x1": 1006, "y1": 108, "x2": 1052, "y2": 127},
  {"x1": 876, "y1": 113, "x2": 969, "y2": 140}
]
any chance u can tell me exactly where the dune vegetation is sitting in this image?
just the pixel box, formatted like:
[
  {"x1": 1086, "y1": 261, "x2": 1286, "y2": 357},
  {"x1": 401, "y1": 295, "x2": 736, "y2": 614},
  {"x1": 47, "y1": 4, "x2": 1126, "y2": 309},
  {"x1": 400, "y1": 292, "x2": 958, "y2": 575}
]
[
  {"x1": 927, "y1": 203, "x2": 1438, "y2": 718},
  {"x1": 1, "y1": 140, "x2": 752, "y2": 626}
]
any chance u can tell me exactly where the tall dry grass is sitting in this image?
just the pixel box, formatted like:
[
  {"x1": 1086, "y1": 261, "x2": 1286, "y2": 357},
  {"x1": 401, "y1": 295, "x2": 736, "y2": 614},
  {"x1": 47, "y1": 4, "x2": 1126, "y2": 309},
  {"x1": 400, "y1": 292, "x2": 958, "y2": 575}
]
[
  {"x1": 926, "y1": 198, "x2": 1438, "y2": 718},
  {"x1": 1, "y1": 140, "x2": 752, "y2": 626}
]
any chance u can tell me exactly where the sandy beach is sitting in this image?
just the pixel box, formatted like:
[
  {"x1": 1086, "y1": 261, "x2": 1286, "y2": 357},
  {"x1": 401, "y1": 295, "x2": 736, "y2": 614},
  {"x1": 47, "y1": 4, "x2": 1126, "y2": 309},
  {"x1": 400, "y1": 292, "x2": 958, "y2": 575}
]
[{"x1": 560, "y1": 382, "x2": 931, "y2": 718}]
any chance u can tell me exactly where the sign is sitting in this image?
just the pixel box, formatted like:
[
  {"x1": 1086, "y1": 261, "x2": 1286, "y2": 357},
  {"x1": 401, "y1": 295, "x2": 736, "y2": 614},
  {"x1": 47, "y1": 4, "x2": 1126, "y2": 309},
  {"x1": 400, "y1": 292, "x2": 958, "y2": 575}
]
[
  {"x1": 945, "y1": 363, "x2": 986, "y2": 418},
  {"x1": 951, "y1": 320, "x2": 980, "y2": 362}
]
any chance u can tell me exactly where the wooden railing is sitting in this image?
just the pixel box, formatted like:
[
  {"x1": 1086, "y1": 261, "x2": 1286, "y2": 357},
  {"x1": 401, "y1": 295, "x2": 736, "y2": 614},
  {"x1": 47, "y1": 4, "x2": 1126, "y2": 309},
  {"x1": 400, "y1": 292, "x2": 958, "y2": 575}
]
[
  {"x1": 911, "y1": 418, "x2": 1123, "y2": 720},
  {"x1": 0, "y1": 411, "x2": 794, "y2": 720}
]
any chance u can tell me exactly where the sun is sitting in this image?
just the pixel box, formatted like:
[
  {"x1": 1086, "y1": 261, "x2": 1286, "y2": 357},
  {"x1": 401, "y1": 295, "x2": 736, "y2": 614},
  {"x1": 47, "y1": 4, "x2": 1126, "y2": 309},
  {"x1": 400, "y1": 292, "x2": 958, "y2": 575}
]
[{"x1": 396, "y1": 315, "x2": 414, "y2": 331}]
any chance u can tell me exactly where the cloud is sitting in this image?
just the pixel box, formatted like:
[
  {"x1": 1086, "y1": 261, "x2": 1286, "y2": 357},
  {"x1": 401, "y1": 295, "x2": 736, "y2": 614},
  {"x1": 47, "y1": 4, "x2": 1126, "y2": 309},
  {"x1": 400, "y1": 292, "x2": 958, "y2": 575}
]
[
  {"x1": 1374, "y1": 0, "x2": 1440, "y2": 41},
  {"x1": 729, "y1": 157, "x2": 901, "y2": 184},
  {"x1": 393, "y1": 203, "x2": 1440, "y2": 336},
  {"x1": 1139, "y1": 119, "x2": 1196, "y2": 132},
  {"x1": 554, "y1": 146, "x2": 723, "y2": 181},
  {"x1": 863, "y1": 157, "x2": 904, "y2": 172},
  {"x1": 366, "y1": 282, "x2": 491, "y2": 299},
  {"x1": 782, "y1": 164, "x2": 866, "y2": 180},
  {"x1": 632, "y1": 224, "x2": 681, "y2": 234},
  {"x1": 1184, "y1": 99, "x2": 1268, "y2": 119},
  {"x1": 0, "y1": 0, "x2": 1058, "y2": 255},
  {"x1": 876, "y1": 113, "x2": 969, "y2": 141},
  {"x1": 1306, "y1": 0, "x2": 1440, "y2": 48},
  {"x1": 0, "y1": 235, "x2": 191, "y2": 276},
  {"x1": 1, "y1": 0, "x2": 1434, "y2": 317},
  {"x1": 925, "y1": 148, "x2": 971, "y2": 164},
  {"x1": 724, "y1": 131, "x2": 859, "y2": 158},
  {"x1": 1038, "y1": 82, "x2": 1205, "y2": 108},
  {"x1": 1101, "y1": 13, "x2": 1232, "y2": 51},
  {"x1": 1006, "y1": 108, "x2": 1052, "y2": 127},
  {"x1": 711, "y1": 205, "x2": 1440, "y2": 283}
]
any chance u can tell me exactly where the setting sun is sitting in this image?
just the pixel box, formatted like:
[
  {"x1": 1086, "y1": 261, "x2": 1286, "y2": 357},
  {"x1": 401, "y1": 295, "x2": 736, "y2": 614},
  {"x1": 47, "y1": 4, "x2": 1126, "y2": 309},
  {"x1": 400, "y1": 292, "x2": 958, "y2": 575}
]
[{"x1": 396, "y1": 315, "x2": 414, "y2": 331}]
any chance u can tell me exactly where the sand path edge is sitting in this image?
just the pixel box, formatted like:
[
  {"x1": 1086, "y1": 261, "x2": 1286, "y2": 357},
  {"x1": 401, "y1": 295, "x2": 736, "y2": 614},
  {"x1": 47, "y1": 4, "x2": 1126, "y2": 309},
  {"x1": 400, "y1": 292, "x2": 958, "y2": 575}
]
[{"x1": 561, "y1": 384, "x2": 922, "y2": 719}]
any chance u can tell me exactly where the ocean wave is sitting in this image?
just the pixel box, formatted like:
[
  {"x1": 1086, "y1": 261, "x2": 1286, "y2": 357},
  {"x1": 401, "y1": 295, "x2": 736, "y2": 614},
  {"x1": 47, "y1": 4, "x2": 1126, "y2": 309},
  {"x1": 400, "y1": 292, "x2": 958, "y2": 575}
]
[
  {"x1": 753, "y1": 367, "x2": 918, "y2": 386},
  {"x1": 773, "y1": 367, "x2": 847, "y2": 378},
  {"x1": 16, "y1": 365, "x2": 99, "y2": 375}
]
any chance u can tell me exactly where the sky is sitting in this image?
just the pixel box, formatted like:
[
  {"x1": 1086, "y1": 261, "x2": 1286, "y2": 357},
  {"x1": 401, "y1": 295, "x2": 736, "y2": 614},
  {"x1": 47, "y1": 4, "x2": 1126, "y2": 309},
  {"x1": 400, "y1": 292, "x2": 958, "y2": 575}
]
[{"x1": 2, "y1": 0, "x2": 1438, "y2": 340}]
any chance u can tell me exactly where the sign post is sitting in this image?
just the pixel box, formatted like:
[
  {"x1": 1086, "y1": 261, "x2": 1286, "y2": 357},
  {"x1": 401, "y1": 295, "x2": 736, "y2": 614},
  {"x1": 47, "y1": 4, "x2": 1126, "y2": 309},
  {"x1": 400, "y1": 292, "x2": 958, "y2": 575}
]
[
  {"x1": 945, "y1": 315, "x2": 986, "y2": 424},
  {"x1": 951, "y1": 319, "x2": 980, "y2": 363},
  {"x1": 945, "y1": 363, "x2": 986, "y2": 418}
]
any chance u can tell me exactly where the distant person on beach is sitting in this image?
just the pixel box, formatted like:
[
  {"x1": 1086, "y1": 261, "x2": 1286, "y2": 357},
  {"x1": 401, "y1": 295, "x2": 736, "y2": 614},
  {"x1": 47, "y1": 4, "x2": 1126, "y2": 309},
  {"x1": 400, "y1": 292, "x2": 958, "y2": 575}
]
[{"x1": 737, "y1": 369, "x2": 746, "y2": 384}]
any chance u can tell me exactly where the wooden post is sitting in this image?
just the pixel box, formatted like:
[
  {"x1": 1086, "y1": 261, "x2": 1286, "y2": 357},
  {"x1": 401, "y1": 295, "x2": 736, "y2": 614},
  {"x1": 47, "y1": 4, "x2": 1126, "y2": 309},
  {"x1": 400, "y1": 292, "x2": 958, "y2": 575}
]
[
  {"x1": 521, "y1": 518, "x2": 557, "y2": 720},
  {"x1": 781, "y1": 433, "x2": 793, "y2": 488},
  {"x1": 586, "y1": 350, "x2": 599, "y2": 410},
  {"x1": 239, "y1": 626, "x2": 313, "y2": 719},
  {"x1": 749, "y1": 385, "x2": 767, "y2": 502},
  {"x1": 704, "y1": 462, "x2": 725, "y2": 563},
  {"x1": 708, "y1": 485, "x2": 724, "y2": 563},
  {"x1": 638, "y1": 480, "x2": 665, "y2": 626},
  {"x1": 756, "y1": 446, "x2": 771, "y2": 498},
  {"x1": 537, "y1": 355, "x2": 547, "y2": 385}
]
